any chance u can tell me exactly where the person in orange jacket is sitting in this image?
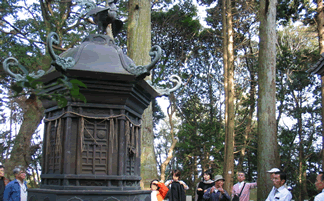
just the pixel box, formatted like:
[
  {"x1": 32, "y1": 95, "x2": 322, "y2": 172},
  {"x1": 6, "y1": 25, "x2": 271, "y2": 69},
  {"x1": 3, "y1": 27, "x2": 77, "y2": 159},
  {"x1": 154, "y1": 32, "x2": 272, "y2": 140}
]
[{"x1": 150, "y1": 179, "x2": 169, "y2": 201}]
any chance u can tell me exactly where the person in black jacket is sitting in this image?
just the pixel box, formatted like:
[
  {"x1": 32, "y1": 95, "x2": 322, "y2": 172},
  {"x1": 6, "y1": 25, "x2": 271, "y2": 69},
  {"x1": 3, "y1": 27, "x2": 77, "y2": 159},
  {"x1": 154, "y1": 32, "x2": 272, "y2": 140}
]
[
  {"x1": 196, "y1": 171, "x2": 215, "y2": 201},
  {"x1": 165, "y1": 170, "x2": 188, "y2": 201}
]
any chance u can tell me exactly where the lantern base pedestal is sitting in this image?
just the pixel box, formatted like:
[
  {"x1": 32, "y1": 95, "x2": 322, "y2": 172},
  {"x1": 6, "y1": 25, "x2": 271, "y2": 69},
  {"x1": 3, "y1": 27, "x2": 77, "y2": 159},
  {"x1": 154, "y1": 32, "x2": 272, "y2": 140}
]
[{"x1": 28, "y1": 188, "x2": 151, "y2": 201}]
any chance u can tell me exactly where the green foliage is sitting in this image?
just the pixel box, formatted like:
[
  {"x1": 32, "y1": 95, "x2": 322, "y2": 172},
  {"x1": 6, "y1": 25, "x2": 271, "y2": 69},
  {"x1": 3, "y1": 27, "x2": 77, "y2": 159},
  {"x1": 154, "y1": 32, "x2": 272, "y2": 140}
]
[
  {"x1": 9, "y1": 75, "x2": 87, "y2": 108},
  {"x1": 1, "y1": 0, "x2": 324, "y2": 196},
  {"x1": 174, "y1": 95, "x2": 225, "y2": 196},
  {"x1": 276, "y1": 24, "x2": 321, "y2": 199},
  {"x1": 0, "y1": 0, "x2": 101, "y2": 107},
  {"x1": 151, "y1": 1, "x2": 202, "y2": 85},
  {"x1": 277, "y1": 0, "x2": 317, "y2": 26}
]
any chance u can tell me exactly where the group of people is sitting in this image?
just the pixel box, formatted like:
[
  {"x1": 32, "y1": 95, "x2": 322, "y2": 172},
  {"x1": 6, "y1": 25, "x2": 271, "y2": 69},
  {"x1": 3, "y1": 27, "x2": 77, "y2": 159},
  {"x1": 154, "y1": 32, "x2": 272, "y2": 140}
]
[
  {"x1": 195, "y1": 170, "x2": 255, "y2": 201},
  {"x1": 0, "y1": 165, "x2": 28, "y2": 201},
  {"x1": 150, "y1": 170, "x2": 189, "y2": 201},
  {"x1": 0, "y1": 164, "x2": 323, "y2": 201},
  {"x1": 150, "y1": 168, "x2": 324, "y2": 201},
  {"x1": 150, "y1": 169, "x2": 231, "y2": 201}
]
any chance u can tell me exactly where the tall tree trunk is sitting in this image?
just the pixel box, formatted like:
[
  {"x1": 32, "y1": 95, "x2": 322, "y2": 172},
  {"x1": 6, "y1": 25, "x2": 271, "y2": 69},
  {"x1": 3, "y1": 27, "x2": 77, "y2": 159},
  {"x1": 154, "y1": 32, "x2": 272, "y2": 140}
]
[
  {"x1": 222, "y1": 0, "x2": 228, "y2": 170},
  {"x1": 316, "y1": 0, "x2": 324, "y2": 170},
  {"x1": 160, "y1": 95, "x2": 177, "y2": 182},
  {"x1": 292, "y1": 91, "x2": 308, "y2": 201},
  {"x1": 257, "y1": 0, "x2": 279, "y2": 200},
  {"x1": 238, "y1": 70, "x2": 256, "y2": 172},
  {"x1": 298, "y1": 130, "x2": 308, "y2": 201},
  {"x1": 5, "y1": 94, "x2": 44, "y2": 180},
  {"x1": 4, "y1": 0, "x2": 73, "y2": 179},
  {"x1": 223, "y1": 0, "x2": 235, "y2": 194},
  {"x1": 208, "y1": 65, "x2": 214, "y2": 124},
  {"x1": 127, "y1": 0, "x2": 157, "y2": 189}
]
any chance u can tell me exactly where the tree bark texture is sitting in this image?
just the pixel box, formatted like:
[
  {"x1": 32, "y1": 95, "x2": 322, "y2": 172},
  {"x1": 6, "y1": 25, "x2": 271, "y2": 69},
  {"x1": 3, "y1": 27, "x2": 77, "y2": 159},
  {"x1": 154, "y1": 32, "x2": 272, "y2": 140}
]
[
  {"x1": 316, "y1": 0, "x2": 324, "y2": 171},
  {"x1": 223, "y1": 0, "x2": 235, "y2": 194},
  {"x1": 4, "y1": 0, "x2": 73, "y2": 179},
  {"x1": 5, "y1": 95, "x2": 44, "y2": 180},
  {"x1": 257, "y1": 0, "x2": 279, "y2": 200},
  {"x1": 292, "y1": 91, "x2": 308, "y2": 201},
  {"x1": 222, "y1": 0, "x2": 228, "y2": 167},
  {"x1": 127, "y1": 0, "x2": 157, "y2": 190}
]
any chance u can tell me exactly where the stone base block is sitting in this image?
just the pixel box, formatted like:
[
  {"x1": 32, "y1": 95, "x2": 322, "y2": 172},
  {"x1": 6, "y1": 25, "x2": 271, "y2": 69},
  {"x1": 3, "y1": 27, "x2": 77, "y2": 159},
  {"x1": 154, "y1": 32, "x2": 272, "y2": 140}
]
[{"x1": 28, "y1": 188, "x2": 151, "y2": 201}]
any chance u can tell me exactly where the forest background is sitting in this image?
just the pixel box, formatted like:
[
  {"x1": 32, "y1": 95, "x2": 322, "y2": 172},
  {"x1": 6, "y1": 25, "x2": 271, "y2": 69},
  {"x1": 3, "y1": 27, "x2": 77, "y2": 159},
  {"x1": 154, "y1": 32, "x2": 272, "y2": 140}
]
[{"x1": 1, "y1": 0, "x2": 324, "y2": 201}]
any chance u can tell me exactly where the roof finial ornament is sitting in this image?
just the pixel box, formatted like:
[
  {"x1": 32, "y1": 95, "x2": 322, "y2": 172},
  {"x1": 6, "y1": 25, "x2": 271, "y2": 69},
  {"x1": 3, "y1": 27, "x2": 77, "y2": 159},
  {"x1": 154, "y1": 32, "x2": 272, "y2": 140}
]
[{"x1": 86, "y1": 0, "x2": 123, "y2": 37}]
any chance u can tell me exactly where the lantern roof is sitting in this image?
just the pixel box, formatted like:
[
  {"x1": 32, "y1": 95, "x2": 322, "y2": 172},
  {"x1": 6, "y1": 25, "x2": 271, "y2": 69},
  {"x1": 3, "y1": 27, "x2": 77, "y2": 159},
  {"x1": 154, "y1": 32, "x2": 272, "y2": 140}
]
[{"x1": 57, "y1": 34, "x2": 135, "y2": 75}]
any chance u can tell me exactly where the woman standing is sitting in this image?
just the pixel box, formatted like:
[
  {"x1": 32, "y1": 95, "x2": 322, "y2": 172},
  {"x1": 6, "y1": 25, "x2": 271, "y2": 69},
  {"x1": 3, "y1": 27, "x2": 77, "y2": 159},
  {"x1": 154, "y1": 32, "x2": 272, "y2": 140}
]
[
  {"x1": 164, "y1": 170, "x2": 189, "y2": 201},
  {"x1": 196, "y1": 171, "x2": 215, "y2": 201}
]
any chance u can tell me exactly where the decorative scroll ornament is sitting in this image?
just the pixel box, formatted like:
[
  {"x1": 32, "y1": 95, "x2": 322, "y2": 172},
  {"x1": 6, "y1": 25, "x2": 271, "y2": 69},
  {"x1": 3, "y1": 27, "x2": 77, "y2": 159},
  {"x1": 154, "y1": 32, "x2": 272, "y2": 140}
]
[
  {"x1": 47, "y1": 32, "x2": 75, "y2": 73},
  {"x1": 148, "y1": 75, "x2": 182, "y2": 97},
  {"x1": 124, "y1": 45, "x2": 162, "y2": 79},
  {"x1": 2, "y1": 57, "x2": 45, "y2": 82}
]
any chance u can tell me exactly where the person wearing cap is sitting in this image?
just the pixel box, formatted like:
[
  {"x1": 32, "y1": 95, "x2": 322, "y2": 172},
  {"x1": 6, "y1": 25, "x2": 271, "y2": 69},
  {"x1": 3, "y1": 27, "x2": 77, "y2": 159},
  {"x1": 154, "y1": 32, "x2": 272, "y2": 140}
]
[
  {"x1": 314, "y1": 171, "x2": 324, "y2": 201},
  {"x1": 267, "y1": 168, "x2": 288, "y2": 190},
  {"x1": 231, "y1": 171, "x2": 257, "y2": 201},
  {"x1": 267, "y1": 168, "x2": 280, "y2": 180},
  {"x1": 265, "y1": 172, "x2": 292, "y2": 201},
  {"x1": 203, "y1": 175, "x2": 231, "y2": 201},
  {"x1": 3, "y1": 166, "x2": 27, "y2": 201}
]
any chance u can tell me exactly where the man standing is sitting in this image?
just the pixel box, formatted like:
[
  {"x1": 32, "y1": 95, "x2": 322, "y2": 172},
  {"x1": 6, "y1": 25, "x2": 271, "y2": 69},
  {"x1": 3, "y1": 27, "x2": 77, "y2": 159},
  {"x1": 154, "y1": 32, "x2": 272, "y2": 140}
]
[
  {"x1": 265, "y1": 172, "x2": 292, "y2": 201},
  {"x1": 267, "y1": 168, "x2": 288, "y2": 189},
  {"x1": 203, "y1": 175, "x2": 231, "y2": 201},
  {"x1": 314, "y1": 172, "x2": 324, "y2": 201},
  {"x1": 3, "y1": 166, "x2": 27, "y2": 201},
  {"x1": 0, "y1": 165, "x2": 9, "y2": 201},
  {"x1": 231, "y1": 171, "x2": 257, "y2": 201},
  {"x1": 267, "y1": 168, "x2": 280, "y2": 180}
]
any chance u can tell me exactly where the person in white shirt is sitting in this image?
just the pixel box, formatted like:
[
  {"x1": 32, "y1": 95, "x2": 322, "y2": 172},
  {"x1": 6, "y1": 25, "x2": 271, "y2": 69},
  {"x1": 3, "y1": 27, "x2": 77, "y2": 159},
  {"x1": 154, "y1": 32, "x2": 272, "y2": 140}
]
[
  {"x1": 267, "y1": 168, "x2": 288, "y2": 190},
  {"x1": 265, "y1": 172, "x2": 292, "y2": 201},
  {"x1": 314, "y1": 171, "x2": 324, "y2": 201},
  {"x1": 267, "y1": 168, "x2": 281, "y2": 181},
  {"x1": 3, "y1": 166, "x2": 28, "y2": 201}
]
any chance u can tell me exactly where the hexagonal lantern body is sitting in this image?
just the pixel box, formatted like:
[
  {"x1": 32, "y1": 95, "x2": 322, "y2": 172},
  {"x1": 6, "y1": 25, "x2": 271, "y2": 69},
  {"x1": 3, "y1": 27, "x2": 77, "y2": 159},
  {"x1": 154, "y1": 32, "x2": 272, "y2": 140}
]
[{"x1": 28, "y1": 34, "x2": 158, "y2": 201}]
